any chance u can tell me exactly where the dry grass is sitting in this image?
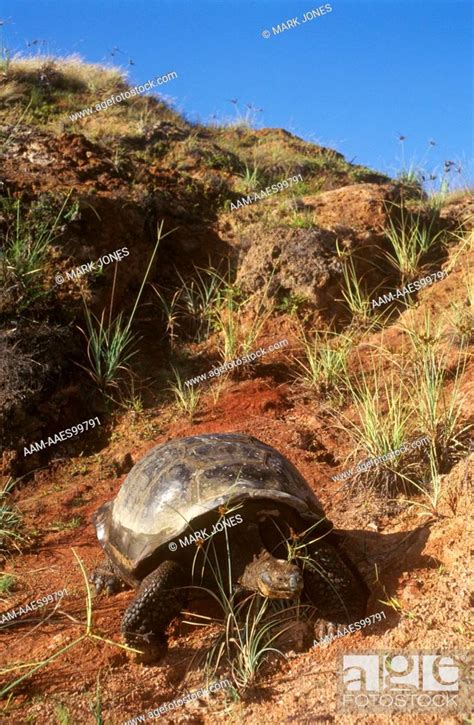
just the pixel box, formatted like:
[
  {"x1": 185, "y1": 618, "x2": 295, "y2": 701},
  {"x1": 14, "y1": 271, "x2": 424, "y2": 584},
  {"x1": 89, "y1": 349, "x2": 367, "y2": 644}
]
[
  {"x1": 6, "y1": 54, "x2": 126, "y2": 94},
  {"x1": 1, "y1": 55, "x2": 383, "y2": 184},
  {"x1": 0, "y1": 55, "x2": 185, "y2": 138},
  {"x1": 214, "y1": 128, "x2": 361, "y2": 194}
]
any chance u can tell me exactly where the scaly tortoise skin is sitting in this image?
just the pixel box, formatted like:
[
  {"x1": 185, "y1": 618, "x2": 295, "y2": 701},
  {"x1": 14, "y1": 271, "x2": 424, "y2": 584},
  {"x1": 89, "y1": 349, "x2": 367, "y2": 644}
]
[{"x1": 91, "y1": 433, "x2": 368, "y2": 661}]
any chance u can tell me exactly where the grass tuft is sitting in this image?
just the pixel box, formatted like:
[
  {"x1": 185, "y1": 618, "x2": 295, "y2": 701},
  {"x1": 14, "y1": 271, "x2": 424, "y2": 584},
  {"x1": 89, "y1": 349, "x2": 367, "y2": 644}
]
[
  {"x1": 293, "y1": 328, "x2": 351, "y2": 401},
  {"x1": 0, "y1": 479, "x2": 24, "y2": 553},
  {"x1": 181, "y1": 505, "x2": 321, "y2": 695},
  {"x1": 79, "y1": 220, "x2": 175, "y2": 395},
  {"x1": 0, "y1": 574, "x2": 16, "y2": 596},
  {"x1": 169, "y1": 367, "x2": 201, "y2": 421},
  {"x1": 335, "y1": 358, "x2": 415, "y2": 493},
  {"x1": 384, "y1": 203, "x2": 447, "y2": 282},
  {"x1": 0, "y1": 191, "x2": 76, "y2": 310},
  {"x1": 336, "y1": 243, "x2": 377, "y2": 325}
]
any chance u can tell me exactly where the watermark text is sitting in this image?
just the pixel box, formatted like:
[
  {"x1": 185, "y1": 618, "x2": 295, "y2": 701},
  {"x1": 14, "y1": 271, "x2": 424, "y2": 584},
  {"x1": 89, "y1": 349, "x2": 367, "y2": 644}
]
[
  {"x1": 185, "y1": 339, "x2": 289, "y2": 388},
  {"x1": 331, "y1": 436, "x2": 429, "y2": 483},
  {"x1": 372, "y1": 271, "x2": 448, "y2": 309},
  {"x1": 339, "y1": 651, "x2": 471, "y2": 712},
  {"x1": 262, "y1": 4, "x2": 333, "y2": 38},
  {"x1": 314, "y1": 611, "x2": 386, "y2": 647},
  {"x1": 230, "y1": 175, "x2": 303, "y2": 211},
  {"x1": 69, "y1": 72, "x2": 178, "y2": 122},
  {"x1": 24, "y1": 418, "x2": 101, "y2": 456},
  {"x1": 0, "y1": 589, "x2": 68, "y2": 625},
  {"x1": 168, "y1": 514, "x2": 243, "y2": 552},
  {"x1": 55, "y1": 246, "x2": 129, "y2": 285},
  {"x1": 123, "y1": 678, "x2": 231, "y2": 723}
]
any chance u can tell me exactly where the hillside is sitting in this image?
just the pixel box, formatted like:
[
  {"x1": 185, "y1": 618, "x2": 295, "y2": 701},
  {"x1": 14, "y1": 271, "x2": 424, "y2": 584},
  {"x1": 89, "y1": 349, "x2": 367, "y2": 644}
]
[{"x1": 0, "y1": 57, "x2": 472, "y2": 724}]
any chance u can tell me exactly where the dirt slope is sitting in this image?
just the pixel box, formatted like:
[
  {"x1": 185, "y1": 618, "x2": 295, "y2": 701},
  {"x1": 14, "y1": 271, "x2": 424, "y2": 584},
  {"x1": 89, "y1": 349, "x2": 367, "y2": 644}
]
[{"x1": 1, "y1": 58, "x2": 473, "y2": 724}]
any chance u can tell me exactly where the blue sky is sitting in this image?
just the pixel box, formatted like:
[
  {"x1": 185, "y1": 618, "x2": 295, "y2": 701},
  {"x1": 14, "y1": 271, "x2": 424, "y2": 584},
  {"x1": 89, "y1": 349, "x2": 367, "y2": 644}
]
[{"x1": 2, "y1": 0, "x2": 473, "y2": 186}]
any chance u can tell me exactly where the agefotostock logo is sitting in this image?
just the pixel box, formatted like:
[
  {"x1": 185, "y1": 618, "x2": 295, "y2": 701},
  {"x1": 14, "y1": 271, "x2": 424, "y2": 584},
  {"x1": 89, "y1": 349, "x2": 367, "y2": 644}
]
[{"x1": 338, "y1": 651, "x2": 472, "y2": 712}]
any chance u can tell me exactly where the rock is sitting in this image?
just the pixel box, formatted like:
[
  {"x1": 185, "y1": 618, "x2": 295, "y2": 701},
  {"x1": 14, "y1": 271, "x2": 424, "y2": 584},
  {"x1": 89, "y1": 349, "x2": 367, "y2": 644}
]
[
  {"x1": 235, "y1": 184, "x2": 415, "y2": 310},
  {"x1": 301, "y1": 182, "x2": 404, "y2": 244},
  {"x1": 237, "y1": 225, "x2": 342, "y2": 309},
  {"x1": 439, "y1": 192, "x2": 474, "y2": 231}
]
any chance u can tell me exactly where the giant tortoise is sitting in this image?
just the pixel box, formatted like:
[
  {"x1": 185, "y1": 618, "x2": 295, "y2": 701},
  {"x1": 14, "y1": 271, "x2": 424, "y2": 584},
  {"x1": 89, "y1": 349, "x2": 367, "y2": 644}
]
[{"x1": 91, "y1": 433, "x2": 368, "y2": 659}]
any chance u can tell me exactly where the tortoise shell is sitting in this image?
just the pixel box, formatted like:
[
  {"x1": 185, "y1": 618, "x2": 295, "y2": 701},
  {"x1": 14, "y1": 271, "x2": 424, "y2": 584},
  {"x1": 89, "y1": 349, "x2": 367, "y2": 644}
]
[{"x1": 93, "y1": 433, "x2": 329, "y2": 579}]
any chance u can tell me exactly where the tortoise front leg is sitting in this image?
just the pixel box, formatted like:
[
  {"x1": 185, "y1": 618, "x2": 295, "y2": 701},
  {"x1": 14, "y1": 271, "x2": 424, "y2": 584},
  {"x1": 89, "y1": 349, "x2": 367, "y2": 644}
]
[
  {"x1": 121, "y1": 560, "x2": 187, "y2": 663},
  {"x1": 302, "y1": 541, "x2": 369, "y2": 623}
]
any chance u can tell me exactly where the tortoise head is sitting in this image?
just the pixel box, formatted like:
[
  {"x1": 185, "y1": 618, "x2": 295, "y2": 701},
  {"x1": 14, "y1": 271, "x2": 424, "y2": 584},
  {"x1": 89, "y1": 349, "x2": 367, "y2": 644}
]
[{"x1": 240, "y1": 551, "x2": 303, "y2": 599}]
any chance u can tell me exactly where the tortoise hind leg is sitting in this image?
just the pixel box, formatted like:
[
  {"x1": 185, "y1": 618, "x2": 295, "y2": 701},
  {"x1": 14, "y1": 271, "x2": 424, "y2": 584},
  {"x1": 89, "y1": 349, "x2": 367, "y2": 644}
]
[
  {"x1": 90, "y1": 557, "x2": 129, "y2": 595},
  {"x1": 121, "y1": 560, "x2": 187, "y2": 663},
  {"x1": 302, "y1": 541, "x2": 368, "y2": 623}
]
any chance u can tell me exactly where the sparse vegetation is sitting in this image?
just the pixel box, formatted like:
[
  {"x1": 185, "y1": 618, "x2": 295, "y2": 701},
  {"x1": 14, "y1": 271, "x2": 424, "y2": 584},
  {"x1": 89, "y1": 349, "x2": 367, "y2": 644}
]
[
  {"x1": 0, "y1": 55, "x2": 185, "y2": 136},
  {"x1": 154, "y1": 266, "x2": 231, "y2": 344},
  {"x1": 156, "y1": 266, "x2": 273, "y2": 369},
  {"x1": 384, "y1": 202, "x2": 448, "y2": 282},
  {"x1": 0, "y1": 191, "x2": 76, "y2": 310},
  {"x1": 87, "y1": 676, "x2": 104, "y2": 725},
  {"x1": 336, "y1": 244, "x2": 375, "y2": 325},
  {"x1": 276, "y1": 292, "x2": 310, "y2": 317},
  {"x1": 48, "y1": 516, "x2": 83, "y2": 532},
  {"x1": 54, "y1": 703, "x2": 71, "y2": 725},
  {"x1": 187, "y1": 513, "x2": 311, "y2": 694},
  {"x1": 169, "y1": 366, "x2": 201, "y2": 420},
  {"x1": 213, "y1": 279, "x2": 272, "y2": 362},
  {"x1": 288, "y1": 210, "x2": 316, "y2": 229},
  {"x1": 176, "y1": 267, "x2": 227, "y2": 341},
  {"x1": 447, "y1": 262, "x2": 474, "y2": 345},
  {"x1": 0, "y1": 550, "x2": 140, "y2": 699},
  {"x1": 5, "y1": 55, "x2": 125, "y2": 94},
  {"x1": 293, "y1": 328, "x2": 351, "y2": 400},
  {"x1": 80, "y1": 304, "x2": 139, "y2": 392},
  {"x1": 0, "y1": 50, "x2": 472, "y2": 724},
  {"x1": 79, "y1": 221, "x2": 173, "y2": 394},
  {"x1": 379, "y1": 594, "x2": 416, "y2": 621},
  {"x1": 397, "y1": 307, "x2": 471, "y2": 482},
  {"x1": 238, "y1": 161, "x2": 262, "y2": 193},
  {"x1": 408, "y1": 326, "x2": 469, "y2": 471},
  {"x1": 0, "y1": 480, "x2": 24, "y2": 553},
  {"x1": 335, "y1": 360, "x2": 415, "y2": 492},
  {"x1": 0, "y1": 574, "x2": 16, "y2": 595}
]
